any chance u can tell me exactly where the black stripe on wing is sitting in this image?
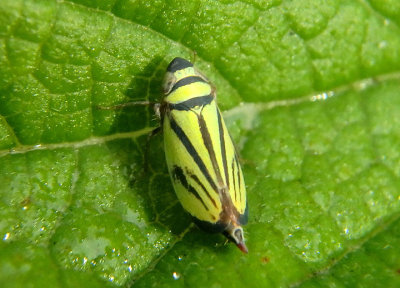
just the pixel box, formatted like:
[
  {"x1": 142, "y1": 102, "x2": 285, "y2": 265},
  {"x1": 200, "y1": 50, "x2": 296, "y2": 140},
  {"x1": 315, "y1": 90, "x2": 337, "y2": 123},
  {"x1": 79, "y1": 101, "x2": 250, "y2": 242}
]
[
  {"x1": 217, "y1": 109, "x2": 229, "y2": 190},
  {"x1": 172, "y1": 165, "x2": 209, "y2": 211},
  {"x1": 197, "y1": 110, "x2": 224, "y2": 187},
  {"x1": 232, "y1": 157, "x2": 237, "y2": 202},
  {"x1": 187, "y1": 171, "x2": 218, "y2": 209},
  {"x1": 169, "y1": 115, "x2": 219, "y2": 195},
  {"x1": 234, "y1": 154, "x2": 242, "y2": 203}
]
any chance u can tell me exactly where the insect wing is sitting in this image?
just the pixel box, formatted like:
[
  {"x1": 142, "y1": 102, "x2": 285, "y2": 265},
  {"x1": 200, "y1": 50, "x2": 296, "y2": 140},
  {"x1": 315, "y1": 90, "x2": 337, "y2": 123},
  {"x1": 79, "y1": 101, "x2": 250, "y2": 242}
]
[{"x1": 163, "y1": 99, "x2": 246, "y2": 224}]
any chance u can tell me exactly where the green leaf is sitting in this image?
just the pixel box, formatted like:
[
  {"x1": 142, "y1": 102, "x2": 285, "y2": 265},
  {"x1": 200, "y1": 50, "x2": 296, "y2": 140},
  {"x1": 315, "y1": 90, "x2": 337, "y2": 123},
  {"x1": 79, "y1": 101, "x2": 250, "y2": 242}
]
[{"x1": 1, "y1": 0, "x2": 400, "y2": 287}]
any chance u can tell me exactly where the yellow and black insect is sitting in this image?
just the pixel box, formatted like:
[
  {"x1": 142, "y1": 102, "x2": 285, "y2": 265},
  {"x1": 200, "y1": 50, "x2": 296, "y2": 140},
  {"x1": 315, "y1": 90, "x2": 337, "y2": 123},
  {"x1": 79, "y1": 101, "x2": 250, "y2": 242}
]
[{"x1": 156, "y1": 57, "x2": 248, "y2": 253}]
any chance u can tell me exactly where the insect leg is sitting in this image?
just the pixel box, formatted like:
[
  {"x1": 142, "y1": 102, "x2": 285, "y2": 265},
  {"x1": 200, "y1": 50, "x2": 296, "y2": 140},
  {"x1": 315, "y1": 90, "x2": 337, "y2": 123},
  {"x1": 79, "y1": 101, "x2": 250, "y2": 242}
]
[
  {"x1": 191, "y1": 50, "x2": 198, "y2": 64},
  {"x1": 97, "y1": 100, "x2": 156, "y2": 110},
  {"x1": 143, "y1": 126, "x2": 162, "y2": 172}
]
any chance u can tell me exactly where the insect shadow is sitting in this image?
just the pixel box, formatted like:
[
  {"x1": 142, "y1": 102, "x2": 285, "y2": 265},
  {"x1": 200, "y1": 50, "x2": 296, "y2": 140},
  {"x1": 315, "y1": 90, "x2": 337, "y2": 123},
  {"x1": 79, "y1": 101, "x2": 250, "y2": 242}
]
[{"x1": 100, "y1": 57, "x2": 192, "y2": 236}]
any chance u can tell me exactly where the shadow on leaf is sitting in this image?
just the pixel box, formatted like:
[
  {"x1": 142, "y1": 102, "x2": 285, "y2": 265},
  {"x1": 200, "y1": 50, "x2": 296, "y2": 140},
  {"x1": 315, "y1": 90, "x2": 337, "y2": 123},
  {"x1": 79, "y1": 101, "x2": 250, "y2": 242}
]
[{"x1": 105, "y1": 57, "x2": 191, "y2": 236}]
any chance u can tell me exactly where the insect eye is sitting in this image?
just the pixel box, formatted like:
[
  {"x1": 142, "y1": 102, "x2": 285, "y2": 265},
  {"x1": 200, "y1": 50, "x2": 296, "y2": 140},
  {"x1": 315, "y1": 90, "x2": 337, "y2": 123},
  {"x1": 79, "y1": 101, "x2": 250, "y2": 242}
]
[
  {"x1": 234, "y1": 228, "x2": 244, "y2": 243},
  {"x1": 162, "y1": 72, "x2": 176, "y2": 94}
]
